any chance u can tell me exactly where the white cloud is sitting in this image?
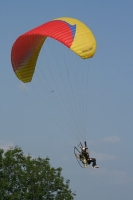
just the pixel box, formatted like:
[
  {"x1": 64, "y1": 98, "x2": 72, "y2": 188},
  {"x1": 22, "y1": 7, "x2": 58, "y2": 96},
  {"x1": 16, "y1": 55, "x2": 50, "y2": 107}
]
[
  {"x1": 0, "y1": 140, "x2": 14, "y2": 151},
  {"x1": 97, "y1": 168, "x2": 133, "y2": 185},
  {"x1": 102, "y1": 135, "x2": 121, "y2": 143},
  {"x1": 91, "y1": 151, "x2": 116, "y2": 161}
]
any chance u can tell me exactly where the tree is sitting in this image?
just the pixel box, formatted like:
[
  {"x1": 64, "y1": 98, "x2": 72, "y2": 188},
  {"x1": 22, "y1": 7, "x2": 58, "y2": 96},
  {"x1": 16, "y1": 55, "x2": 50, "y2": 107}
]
[{"x1": 0, "y1": 146, "x2": 76, "y2": 199}]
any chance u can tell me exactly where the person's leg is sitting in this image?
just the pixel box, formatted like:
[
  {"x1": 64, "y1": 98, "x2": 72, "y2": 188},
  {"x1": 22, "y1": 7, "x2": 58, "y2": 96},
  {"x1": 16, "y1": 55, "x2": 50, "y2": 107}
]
[
  {"x1": 87, "y1": 159, "x2": 92, "y2": 165},
  {"x1": 90, "y1": 158, "x2": 96, "y2": 167}
]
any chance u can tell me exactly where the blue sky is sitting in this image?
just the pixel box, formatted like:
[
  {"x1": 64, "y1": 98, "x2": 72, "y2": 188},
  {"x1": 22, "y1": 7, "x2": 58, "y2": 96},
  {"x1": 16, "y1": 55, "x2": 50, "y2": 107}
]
[{"x1": 1, "y1": 1, "x2": 133, "y2": 199}]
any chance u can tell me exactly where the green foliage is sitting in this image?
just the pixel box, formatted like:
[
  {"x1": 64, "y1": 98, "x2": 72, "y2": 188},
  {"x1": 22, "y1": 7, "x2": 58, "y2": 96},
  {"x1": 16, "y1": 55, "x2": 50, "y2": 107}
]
[{"x1": 0, "y1": 147, "x2": 76, "y2": 199}]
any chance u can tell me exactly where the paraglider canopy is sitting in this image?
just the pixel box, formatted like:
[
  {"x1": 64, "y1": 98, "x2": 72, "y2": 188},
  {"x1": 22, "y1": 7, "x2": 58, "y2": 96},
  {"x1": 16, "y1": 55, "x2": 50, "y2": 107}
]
[{"x1": 11, "y1": 17, "x2": 96, "y2": 83}]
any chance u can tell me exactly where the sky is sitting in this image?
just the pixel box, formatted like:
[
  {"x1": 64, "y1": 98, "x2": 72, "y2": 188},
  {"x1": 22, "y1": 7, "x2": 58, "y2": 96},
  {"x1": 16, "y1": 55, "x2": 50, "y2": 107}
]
[{"x1": 1, "y1": 0, "x2": 133, "y2": 199}]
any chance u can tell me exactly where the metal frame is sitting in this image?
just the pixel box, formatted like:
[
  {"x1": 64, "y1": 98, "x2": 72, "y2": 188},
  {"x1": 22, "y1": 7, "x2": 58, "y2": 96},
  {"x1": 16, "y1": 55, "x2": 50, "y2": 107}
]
[{"x1": 74, "y1": 146, "x2": 89, "y2": 168}]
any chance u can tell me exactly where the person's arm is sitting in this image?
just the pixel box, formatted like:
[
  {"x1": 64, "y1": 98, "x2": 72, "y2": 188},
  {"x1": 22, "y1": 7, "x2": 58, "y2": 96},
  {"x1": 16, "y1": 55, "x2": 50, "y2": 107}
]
[
  {"x1": 85, "y1": 141, "x2": 87, "y2": 147},
  {"x1": 84, "y1": 141, "x2": 89, "y2": 154}
]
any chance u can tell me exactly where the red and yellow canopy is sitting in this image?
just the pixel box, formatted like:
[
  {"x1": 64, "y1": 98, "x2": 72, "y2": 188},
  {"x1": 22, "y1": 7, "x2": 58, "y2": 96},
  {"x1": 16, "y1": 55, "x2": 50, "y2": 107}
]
[{"x1": 11, "y1": 17, "x2": 96, "y2": 83}]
